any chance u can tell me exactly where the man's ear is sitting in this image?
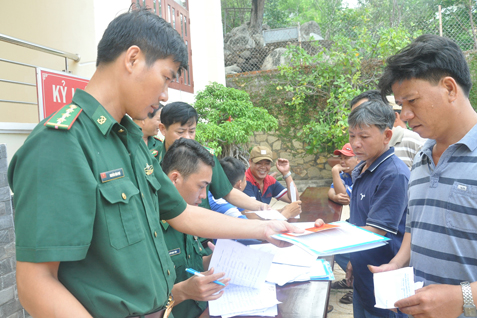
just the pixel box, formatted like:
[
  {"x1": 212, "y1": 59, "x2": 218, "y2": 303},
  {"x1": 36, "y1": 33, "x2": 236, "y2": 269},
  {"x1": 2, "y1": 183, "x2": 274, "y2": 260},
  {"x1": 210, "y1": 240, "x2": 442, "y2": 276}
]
[
  {"x1": 384, "y1": 128, "x2": 393, "y2": 144},
  {"x1": 159, "y1": 122, "x2": 167, "y2": 136},
  {"x1": 169, "y1": 171, "x2": 182, "y2": 185},
  {"x1": 441, "y1": 76, "x2": 458, "y2": 103},
  {"x1": 124, "y1": 45, "x2": 142, "y2": 74}
]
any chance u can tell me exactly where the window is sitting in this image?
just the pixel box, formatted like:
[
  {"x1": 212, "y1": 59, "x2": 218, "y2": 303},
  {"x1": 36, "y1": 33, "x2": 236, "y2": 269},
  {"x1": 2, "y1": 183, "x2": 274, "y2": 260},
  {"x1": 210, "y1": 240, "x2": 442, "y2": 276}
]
[{"x1": 133, "y1": 0, "x2": 193, "y2": 93}]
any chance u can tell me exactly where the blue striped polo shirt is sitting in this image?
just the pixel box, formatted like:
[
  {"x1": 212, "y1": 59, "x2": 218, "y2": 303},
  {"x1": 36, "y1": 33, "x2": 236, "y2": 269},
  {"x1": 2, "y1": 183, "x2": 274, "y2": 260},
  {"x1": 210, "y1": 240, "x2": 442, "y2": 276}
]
[{"x1": 407, "y1": 123, "x2": 477, "y2": 298}]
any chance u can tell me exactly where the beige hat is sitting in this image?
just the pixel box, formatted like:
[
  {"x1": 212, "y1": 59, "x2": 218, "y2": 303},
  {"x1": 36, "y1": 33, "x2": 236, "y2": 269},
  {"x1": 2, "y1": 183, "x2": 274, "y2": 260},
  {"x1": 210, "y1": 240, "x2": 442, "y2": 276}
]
[
  {"x1": 386, "y1": 95, "x2": 402, "y2": 111},
  {"x1": 249, "y1": 146, "x2": 272, "y2": 163}
]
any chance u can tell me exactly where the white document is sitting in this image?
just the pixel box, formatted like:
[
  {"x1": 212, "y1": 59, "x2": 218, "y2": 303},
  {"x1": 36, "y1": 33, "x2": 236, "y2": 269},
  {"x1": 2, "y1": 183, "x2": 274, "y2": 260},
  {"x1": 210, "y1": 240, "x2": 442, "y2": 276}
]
[
  {"x1": 272, "y1": 221, "x2": 390, "y2": 256},
  {"x1": 290, "y1": 182, "x2": 300, "y2": 219},
  {"x1": 266, "y1": 262, "x2": 311, "y2": 286},
  {"x1": 209, "y1": 282, "x2": 279, "y2": 316},
  {"x1": 249, "y1": 243, "x2": 317, "y2": 267},
  {"x1": 374, "y1": 267, "x2": 421, "y2": 309},
  {"x1": 208, "y1": 239, "x2": 274, "y2": 289},
  {"x1": 245, "y1": 209, "x2": 287, "y2": 221}
]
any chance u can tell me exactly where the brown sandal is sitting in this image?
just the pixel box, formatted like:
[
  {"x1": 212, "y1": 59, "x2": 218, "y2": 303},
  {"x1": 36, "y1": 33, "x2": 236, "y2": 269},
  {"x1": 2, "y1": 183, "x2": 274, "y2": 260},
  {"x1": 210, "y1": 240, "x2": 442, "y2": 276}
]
[{"x1": 339, "y1": 291, "x2": 353, "y2": 304}]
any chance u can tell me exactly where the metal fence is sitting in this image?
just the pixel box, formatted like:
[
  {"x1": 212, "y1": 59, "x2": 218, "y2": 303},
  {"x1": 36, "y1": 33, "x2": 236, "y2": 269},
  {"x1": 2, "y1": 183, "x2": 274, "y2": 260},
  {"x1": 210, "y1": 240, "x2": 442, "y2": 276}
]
[{"x1": 223, "y1": 3, "x2": 477, "y2": 74}]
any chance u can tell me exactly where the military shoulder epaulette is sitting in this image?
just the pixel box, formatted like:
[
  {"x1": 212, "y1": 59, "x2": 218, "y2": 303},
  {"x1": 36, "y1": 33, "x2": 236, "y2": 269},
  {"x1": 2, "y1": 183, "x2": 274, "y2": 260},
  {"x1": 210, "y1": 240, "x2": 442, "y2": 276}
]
[
  {"x1": 153, "y1": 136, "x2": 164, "y2": 142},
  {"x1": 203, "y1": 146, "x2": 215, "y2": 156},
  {"x1": 150, "y1": 149, "x2": 159, "y2": 157},
  {"x1": 44, "y1": 104, "x2": 82, "y2": 130}
]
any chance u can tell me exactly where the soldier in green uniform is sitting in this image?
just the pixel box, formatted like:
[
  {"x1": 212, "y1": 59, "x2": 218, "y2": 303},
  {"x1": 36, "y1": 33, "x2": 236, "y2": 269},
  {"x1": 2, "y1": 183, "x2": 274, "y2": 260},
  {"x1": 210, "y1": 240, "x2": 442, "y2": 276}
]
[
  {"x1": 157, "y1": 102, "x2": 268, "y2": 211},
  {"x1": 162, "y1": 138, "x2": 228, "y2": 318},
  {"x1": 133, "y1": 104, "x2": 164, "y2": 158},
  {"x1": 8, "y1": 7, "x2": 300, "y2": 318}
]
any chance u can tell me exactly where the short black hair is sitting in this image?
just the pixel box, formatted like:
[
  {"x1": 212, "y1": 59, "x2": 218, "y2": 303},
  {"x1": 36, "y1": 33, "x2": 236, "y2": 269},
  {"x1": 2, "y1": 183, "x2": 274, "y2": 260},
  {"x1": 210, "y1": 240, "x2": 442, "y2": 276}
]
[
  {"x1": 147, "y1": 103, "x2": 164, "y2": 119},
  {"x1": 379, "y1": 34, "x2": 472, "y2": 97},
  {"x1": 96, "y1": 6, "x2": 188, "y2": 75},
  {"x1": 220, "y1": 157, "x2": 246, "y2": 185},
  {"x1": 161, "y1": 102, "x2": 198, "y2": 128},
  {"x1": 350, "y1": 90, "x2": 387, "y2": 108},
  {"x1": 348, "y1": 100, "x2": 395, "y2": 132},
  {"x1": 162, "y1": 138, "x2": 215, "y2": 179}
]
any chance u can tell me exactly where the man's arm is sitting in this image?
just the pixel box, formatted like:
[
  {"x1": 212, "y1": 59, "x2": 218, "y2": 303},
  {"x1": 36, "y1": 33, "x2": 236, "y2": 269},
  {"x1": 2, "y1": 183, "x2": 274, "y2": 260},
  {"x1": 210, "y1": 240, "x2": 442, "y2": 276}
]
[
  {"x1": 275, "y1": 158, "x2": 299, "y2": 203},
  {"x1": 167, "y1": 205, "x2": 302, "y2": 247},
  {"x1": 171, "y1": 268, "x2": 228, "y2": 305},
  {"x1": 224, "y1": 188, "x2": 269, "y2": 211},
  {"x1": 16, "y1": 261, "x2": 93, "y2": 318},
  {"x1": 328, "y1": 187, "x2": 350, "y2": 205}
]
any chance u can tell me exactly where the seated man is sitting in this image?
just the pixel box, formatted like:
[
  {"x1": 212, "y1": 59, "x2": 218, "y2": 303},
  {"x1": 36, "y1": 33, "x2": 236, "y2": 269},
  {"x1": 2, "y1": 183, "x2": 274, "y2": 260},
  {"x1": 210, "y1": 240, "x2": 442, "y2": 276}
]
[
  {"x1": 328, "y1": 143, "x2": 358, "y2": 205},
  {"x1": 161, "y1": 138, "x2": 229, "y2": 318},
  {"x1": 244, "y1": 146, "x2": 301, "y2": 218},
  {"x1": 347, "y1": 100, "x2": 409, "y2": 318},
  {"x1": 208, "y1": 156, "x2": 248, "y2": 219}
]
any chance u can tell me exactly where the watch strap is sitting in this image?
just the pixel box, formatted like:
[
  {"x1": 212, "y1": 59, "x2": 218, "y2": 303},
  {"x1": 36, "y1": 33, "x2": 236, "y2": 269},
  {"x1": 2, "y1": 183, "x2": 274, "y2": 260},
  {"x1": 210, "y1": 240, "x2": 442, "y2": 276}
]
[{"x1": 461, "y1": 281, "x2": 477, "y2": 317}]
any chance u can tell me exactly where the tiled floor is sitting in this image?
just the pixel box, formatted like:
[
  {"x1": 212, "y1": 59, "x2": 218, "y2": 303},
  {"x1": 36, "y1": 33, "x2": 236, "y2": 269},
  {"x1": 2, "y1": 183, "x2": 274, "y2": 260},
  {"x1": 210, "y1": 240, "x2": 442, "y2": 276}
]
[{"x1": 269, "y1": 199, "x2": 354, "y2": 318}]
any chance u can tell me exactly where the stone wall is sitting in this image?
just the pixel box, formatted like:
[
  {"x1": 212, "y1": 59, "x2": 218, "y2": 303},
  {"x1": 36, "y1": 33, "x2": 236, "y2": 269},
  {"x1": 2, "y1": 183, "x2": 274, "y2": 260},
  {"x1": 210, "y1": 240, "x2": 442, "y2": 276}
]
[
  {"x1": 249, "y1": 132, "x2": 334, "y2": 192},
  {"x1": 0, "y1": 144, "x2": 29, "y2": 318}
]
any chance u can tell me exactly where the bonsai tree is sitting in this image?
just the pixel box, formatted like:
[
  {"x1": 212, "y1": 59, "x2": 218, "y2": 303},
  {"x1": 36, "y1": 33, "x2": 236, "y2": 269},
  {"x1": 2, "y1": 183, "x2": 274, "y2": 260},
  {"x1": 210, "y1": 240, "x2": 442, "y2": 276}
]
[{"x1": 195, "y1": 82, "x2": 278, "y2": 162}]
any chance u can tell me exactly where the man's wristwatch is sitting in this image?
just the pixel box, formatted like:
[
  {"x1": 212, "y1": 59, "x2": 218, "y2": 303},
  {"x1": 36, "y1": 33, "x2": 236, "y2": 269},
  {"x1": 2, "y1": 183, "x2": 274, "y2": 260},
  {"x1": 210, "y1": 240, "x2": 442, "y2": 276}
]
[{"x1": 461, "y1": 281, "x2": 477, "y2": 317}]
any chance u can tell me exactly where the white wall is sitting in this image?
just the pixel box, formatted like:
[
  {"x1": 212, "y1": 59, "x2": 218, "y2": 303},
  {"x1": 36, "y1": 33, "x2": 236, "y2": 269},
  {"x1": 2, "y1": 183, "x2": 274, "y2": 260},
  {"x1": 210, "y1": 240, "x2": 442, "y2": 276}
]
[{"x1": 0, "y1": 0, "x2": 225, "y2": 164}]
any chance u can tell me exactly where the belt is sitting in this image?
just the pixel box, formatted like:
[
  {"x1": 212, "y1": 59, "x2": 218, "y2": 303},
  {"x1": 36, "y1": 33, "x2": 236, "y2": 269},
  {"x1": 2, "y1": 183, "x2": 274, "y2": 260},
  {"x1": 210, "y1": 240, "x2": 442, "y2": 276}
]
[
  {"x1": 129, "y1": 309, "x2": 165, "y2": 318},
  {"x1": 129, "y1": 294, "x2": 174, "y2": 318}
]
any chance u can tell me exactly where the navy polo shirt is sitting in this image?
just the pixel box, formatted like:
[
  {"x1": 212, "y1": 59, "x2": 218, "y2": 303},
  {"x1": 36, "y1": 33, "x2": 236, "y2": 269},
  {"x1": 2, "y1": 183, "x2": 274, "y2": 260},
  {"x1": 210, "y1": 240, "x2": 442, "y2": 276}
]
[
  {"x1": 349, "y1": 147, "x2": 409, "y2": 316},
  {"x1": 243, "y1": 168, "x2": 287, "y2": 204}
]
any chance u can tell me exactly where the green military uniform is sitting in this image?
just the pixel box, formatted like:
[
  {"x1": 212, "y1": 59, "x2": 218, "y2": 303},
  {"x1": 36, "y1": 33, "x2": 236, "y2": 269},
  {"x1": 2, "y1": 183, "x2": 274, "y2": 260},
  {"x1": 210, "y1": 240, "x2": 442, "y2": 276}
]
[
  {"x1": 161, "y1": 221, "x2": 209, "y2": 318},
  {"x1": 154, "y1": 140, "x2": 233, "y2": 317},
  {"x1": 8, "y1": 89, "x2": 187, "y2": 318},
  {"x1": 148, "y1": 135, "x2": 164, "y2": 158}
]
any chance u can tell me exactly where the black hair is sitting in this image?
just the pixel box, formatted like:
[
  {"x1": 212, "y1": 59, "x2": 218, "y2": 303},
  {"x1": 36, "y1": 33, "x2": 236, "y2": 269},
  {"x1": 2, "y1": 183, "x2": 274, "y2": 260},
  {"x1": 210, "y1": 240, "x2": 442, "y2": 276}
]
[
  {"x1": 162, "y1": 138, "x2": 215, "y2": 179},
  {"x1": 350, "y1": 90, "x2": 387, "y2": 108},
  {"x1": 379, "y1": 34, "x2": 472, "y2": 97},
  {"x1": 147, "y1": 103, "x2": 164, "y2": 119},
  {"x1": 96, "y1": 6, "x2": 188, "y2": 75},
  {"x1": 348, "y1": 100, "x2": 395, "y2": 132},
  {"x1": 160, "y1": 102, "x2": 198, "y2": 128},
  {"x1": 220, "y1": 157, "x2": 246, "y2": 186}
]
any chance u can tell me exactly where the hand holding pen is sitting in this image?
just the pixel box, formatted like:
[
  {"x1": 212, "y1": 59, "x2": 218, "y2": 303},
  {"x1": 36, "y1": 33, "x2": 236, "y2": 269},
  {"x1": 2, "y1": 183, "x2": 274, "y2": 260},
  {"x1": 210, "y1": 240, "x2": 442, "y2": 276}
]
[{"x1": 173, "y1": 268, "x2": 229, "y2": 303}]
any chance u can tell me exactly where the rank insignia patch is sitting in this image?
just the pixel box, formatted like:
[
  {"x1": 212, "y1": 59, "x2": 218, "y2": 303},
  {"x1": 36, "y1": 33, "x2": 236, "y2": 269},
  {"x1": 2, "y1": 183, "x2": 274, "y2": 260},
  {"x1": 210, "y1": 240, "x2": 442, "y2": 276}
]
[
  {"x1": 45, "y1": 104, "x2": 82, "y2": 130},
  {"x1": 150, "y1": 149, "x2": 159, "y2": 157},
  {"x1": 100, "y1": 168, "x2": 125, "y2": 183}
]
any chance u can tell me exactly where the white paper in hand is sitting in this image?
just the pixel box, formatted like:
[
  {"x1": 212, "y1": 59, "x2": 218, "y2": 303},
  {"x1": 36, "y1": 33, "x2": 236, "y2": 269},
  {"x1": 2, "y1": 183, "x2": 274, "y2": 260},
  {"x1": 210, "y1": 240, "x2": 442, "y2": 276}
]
[
  {"x1": 245, "y1": 210, "x2": 287, "y2": 220},
  {"x1": 374, "y1": 267, "x2": 419, "y2": 309},
  {"x1": 290, "y1": 181, "x2": 300, "y2": 219}
]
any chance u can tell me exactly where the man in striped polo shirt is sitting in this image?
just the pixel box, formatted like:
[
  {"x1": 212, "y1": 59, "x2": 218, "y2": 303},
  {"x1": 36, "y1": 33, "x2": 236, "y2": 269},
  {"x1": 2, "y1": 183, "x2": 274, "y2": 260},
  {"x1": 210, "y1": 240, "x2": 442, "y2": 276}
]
[{"x1": 372, "y1": 34, "x2": 477, "y2": 318}]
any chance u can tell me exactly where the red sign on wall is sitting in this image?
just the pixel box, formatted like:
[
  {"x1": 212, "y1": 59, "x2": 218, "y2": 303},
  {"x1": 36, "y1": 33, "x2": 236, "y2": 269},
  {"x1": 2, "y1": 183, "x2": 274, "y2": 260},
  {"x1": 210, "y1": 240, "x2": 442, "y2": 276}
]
[{"x1": 36, "y1": 68, "x2": 89, "y2": 120}]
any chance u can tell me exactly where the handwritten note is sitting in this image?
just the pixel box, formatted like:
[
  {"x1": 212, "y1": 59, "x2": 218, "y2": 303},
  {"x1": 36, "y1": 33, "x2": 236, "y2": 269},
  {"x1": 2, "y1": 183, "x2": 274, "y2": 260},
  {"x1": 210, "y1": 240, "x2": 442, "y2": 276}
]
[
  {"x1": 208, "y1": 239, "x2": 274, "y2": 289},
  {"x1": 374, "y1": 267, "x2": 423, "y2": 309}
]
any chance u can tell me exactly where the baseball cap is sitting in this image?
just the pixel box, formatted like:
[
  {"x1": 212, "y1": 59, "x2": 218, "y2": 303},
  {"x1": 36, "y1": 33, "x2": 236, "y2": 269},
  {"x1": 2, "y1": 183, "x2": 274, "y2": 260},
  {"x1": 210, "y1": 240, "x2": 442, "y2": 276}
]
[
  {"x1": 249, "y1": 146, "x2": 273, "y2": 163},
  {"x1": 386, "y1": 95, "x2": 402, "y2": 111},
  {"x1": 333, "y1": 143, "x2": 355, "y2": 157}
]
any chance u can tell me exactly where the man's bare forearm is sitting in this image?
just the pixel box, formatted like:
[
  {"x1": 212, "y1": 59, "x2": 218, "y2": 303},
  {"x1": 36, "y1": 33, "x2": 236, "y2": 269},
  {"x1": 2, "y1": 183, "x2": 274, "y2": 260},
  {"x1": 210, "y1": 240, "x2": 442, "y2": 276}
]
[{"x1": 17, "y1": 261, "x2": 92, "y2": 318}]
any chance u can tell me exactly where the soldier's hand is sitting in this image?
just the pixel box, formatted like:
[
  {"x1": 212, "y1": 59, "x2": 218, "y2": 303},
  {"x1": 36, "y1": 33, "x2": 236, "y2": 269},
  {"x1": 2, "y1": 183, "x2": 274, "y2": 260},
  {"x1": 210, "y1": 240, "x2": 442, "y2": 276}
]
[{"x1": 261, "y1": 220, "x2": 304, "y2": 247}]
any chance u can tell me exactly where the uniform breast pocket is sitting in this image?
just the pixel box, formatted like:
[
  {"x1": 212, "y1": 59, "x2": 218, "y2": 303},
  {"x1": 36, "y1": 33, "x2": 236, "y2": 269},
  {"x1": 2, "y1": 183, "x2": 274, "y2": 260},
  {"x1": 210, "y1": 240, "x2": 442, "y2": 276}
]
[
  {"x1": 146, "y1": 174, "x2": 161, "y2": 211},
  {"x1": 446, "y1": 182, "x2": 477, "y2": 232},
  {"x1": 99, "y1": 178, "x2": 145, "y2": 249}
]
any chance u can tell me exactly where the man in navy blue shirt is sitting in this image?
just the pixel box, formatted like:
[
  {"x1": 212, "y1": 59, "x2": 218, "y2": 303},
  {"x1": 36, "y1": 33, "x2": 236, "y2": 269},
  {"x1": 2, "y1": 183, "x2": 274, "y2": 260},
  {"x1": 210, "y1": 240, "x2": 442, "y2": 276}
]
[{"x1": 348, "y1": 100, "x2": 409, "y2": 318}]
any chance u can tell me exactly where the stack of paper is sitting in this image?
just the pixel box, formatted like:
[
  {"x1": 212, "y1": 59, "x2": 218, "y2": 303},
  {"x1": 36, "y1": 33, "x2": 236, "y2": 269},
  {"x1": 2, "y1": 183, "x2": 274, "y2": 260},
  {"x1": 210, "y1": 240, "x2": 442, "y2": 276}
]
[
  {"x1": 208, "y1": 239, "x2": 280, "y2": 317},
  {"x1": 250, "y1": 244, "x2": 334, "y2": 286},
  {"x1": 272, "y1": 221, "x2": 390, "y2": 256}
]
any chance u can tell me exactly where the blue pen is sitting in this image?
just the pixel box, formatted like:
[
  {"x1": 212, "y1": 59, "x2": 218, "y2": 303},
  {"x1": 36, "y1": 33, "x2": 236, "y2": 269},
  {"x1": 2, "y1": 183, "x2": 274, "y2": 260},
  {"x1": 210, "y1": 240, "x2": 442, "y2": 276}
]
[{"x1": 185, "y1": 268, "x2": 226, "y2": 286}]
